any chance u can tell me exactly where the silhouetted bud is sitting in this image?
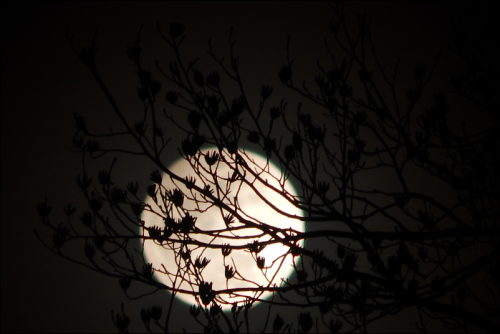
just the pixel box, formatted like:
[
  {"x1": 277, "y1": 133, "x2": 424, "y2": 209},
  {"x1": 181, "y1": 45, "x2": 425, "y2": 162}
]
[
  {"x1": 193, "y1": 70, "x2": 204, "y2": 87},
  {"x1": 149, "y1": 170, "x2": 162, "y2": 184},
  {"x1": 154, "y1": 126, "x2": 163, "y2": 137},
  {"x1": 37, "y1": 198, "x2": 52, "y2": 218},
  {"x1": 86, "y1": 140, "x2": 100, "y2": 153},
  {"x1": 150, "y1": 306, "x2": 162, "y2": 321},
  {"x1": 119, "y1": 277, "x2": 131, "y2": 290},
  {"x1": 223, "y1": 214, "x2": 234, "y2": 227},
  {"x1": 202, "y1": 184, "x2": 213, "y2": 196},
  {"x1": 143, "y1": 263, "x2": 154, "y2": 280},
  {"x1": 114, "y1": 307, "x2": 130, "y2": 332},
  {"x1": 407, "y1": 88, "x2": 420, "y2": 104},
  {"x1": 206, "y1": 72, "x2": 220, "y2": 86},
  {"x1": 337, "y1": 245, "x2": 346, "y2": 259},
  {"x1": 208, "y1": 303, "x2": 221, "y2": 318},
  {"x1": 181, "y1": 213, "x2": 196, "y2": 232},
  {"x1": 92, "y1": 235, "x2": 105, "y2": 250},
  {"x1": 343, "y1": 252, "x2": 358, "y2": 271},
  {"x1": 225, "y1": 265, "x2": 235, "y2": 279},
  {"x1": 199, "y1": 281, "x2": 214, "y2": 306},
  {"x1": 195, "y1": 255, "x2": 211, "y2": 269},
  {"x1": 84, "y1": 243, "x2": 96, "y2": 259},
  {"x1": 165, "y1": 91, "x2": 178, "y2": 104},
  {"x1": 221, "y1": 244, "x2": 232, "y2": 257},
  {"x1": 190, "y1": 305, "x2": 201, "y2": 317},
  {"x1": 76, "y1": 174, "x2": 92, "y2": 190},
  {"x1": 247, "y1": 131, "x2": 260, "y2": 143},
  {"x1": 147, "y1": 184, "x2": 156, "y2": 199},
  {"x1": 98, "y1": 170, "x2": 111, "y2": 185},
  {"x1": 127, "y1": 44, "x2": 141, "y2": 61},
  {"x1": 180, "y1": 248, "x2": 191, "y2": 261},
  {"x1": 327, "y1": 319, "x2": 343, "y2": 334},
  {"x1": 273, "y1": 314, "x2": 285, "y2": 333},
  {"x1": 141, "y1": 308, "x2": 152, "y2": 324},
  {"x1": 89, "y1": 196, "x2": 103, "y2": 212},
  {"x1": 217, "y1": 110, "x2": 231, "y2": 125},
  {"x1": 227, "y1": 141, "x2": 238, "y2": 155},
  {"x1": 256, "y1": 256, "x2": 265, "y2": 269},
  {"x1": 169, "y1": 22, "x2": 185, "y2": 37},
  {"x1": 181, "y1": 139, "x2": 197, "y2": 156},
  {"x1": 248, "y1": 240, "x2": 265, "y2": 253},
  {"x1": 184, "y1": 176, "x2": 195, "y2": 189},
  {"x1": 299, "y1": 113, "x2": 311, "y2": 127},
  {"x1": 394, "y1": 194, "x2": 408, "y2": 208},
  {"x1": 137, "y1": 86, "x2": 149, "y2": 101},
  {"x1": 317, "y1": 181, "x2": 330, "y2": 195},
  {"x1": 74, "y1": 114, "x2": 87, "y2": 133},
  {"x1": 298, "y1": 312, "x2": 313, "y2": 333},
  {"x1": 134, "y1": 121, "x2": 146, "y2": 135},
  {"x1": 170, "y1": 189, "x2": 184, "y2": 207},
  {"x1": 260, "y1": 85, "x2": 273, "y2": 100},
  {"x1": 188, "y1": 111, "x2": 203, "y2": 130},
  {"x1": 296, "y1": 269, "x2": 308, "y2": 282},
  {"x1": 270, "y1": 106, "x2": 281, "y2": 119},
  {"x1": 278, "y1": 66, "x2": 291, "y2": 82},
  {"x1": 80, "y1": 211, "x2": 92, "y2": 226},
  {"x1": 284, "y1": 145, "x2": 295, "y2": 162},
  {"x1": 150, "y1": 80, "x2": 161, "y2": 95},
  {"x1": 131, "y1": 202, "x2": 143, "y2": 216},
  {"x1": 204, "y1": 151, "x2": 219, "y2": 166},
  {"x1": 148, "y1": 226, "x2": 162, "y2": 241},
  {"x1": 231, "y1": 96, "x2": 246, "y2": 116},
  {"x1": 63, "y1": 204, "x2": 76, "y2": 217},
  {"x1": 355, "y1": 139, "x2": 366, "y2": 152},
  {"x1": 72, "y1": 135, "x2": 83, "y2": 149},
  {"x1": 264, "y1": 137, "x2": 276, "y2": 153},
  {"x1": 53, "y1": 231, "x2": 66, "y2": 248}
]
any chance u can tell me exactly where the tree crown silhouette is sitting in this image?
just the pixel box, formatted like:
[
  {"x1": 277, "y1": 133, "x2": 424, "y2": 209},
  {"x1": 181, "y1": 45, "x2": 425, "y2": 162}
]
[{"x1": 36, "y1": 2, "x2": 499, "y2": 333}]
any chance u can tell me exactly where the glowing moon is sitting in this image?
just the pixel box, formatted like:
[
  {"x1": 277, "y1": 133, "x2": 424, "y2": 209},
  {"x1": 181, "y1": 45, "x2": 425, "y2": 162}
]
[{"x1": 141, "y1": 148, "x2": 304, "y2": 310}]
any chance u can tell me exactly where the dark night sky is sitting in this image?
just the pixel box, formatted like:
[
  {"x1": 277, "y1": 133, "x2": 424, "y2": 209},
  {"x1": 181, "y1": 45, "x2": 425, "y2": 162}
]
[{"x1": 1, "y1": 1, "x2": 481, "y2": 332}]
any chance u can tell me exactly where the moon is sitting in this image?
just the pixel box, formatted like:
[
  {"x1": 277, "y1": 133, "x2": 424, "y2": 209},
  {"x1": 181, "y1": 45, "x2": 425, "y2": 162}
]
[{"x1": 141, "y1": 147, "x2": 304, "y2": 310}]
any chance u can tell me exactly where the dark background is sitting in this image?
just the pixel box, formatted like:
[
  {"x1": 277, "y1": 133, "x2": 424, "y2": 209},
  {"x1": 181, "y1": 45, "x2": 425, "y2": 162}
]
[{"x1": 1, "y1": 1, "x2": 477, "y2": 332}]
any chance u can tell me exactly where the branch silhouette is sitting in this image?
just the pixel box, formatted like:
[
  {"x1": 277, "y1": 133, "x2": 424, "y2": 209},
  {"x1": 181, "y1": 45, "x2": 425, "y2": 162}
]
[{"x1": 37, "y1": 2, "x2": 498, "y2": 333}]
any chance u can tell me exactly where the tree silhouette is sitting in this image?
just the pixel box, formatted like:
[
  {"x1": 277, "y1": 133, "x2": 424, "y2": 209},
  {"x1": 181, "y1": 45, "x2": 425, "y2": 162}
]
[{"x1": 36, "y1": 2, "x2": 498, "y2": 333}]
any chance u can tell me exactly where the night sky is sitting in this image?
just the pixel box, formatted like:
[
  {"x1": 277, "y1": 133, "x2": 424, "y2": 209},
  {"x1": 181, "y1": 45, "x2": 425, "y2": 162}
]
[{"x1": 1, "y1": 1, "x2": 487, "y2": 332}]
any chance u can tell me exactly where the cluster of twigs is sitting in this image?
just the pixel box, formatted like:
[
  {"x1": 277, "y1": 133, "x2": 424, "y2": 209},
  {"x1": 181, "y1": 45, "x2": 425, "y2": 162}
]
[{"x1": 36, "y1": 2, "x2": 498, "y2": 332}]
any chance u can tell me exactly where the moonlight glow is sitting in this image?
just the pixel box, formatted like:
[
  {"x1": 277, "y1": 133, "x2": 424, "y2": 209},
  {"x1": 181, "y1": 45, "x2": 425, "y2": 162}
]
[{"x1": 141, "y1": 148, "x2": 304, "y2": 310}]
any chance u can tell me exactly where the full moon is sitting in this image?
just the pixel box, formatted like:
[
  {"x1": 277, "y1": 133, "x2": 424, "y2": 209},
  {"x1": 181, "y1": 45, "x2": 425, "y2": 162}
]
[{"x1": 141, "y1": 147, "x2": 304, "y2": 310}]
